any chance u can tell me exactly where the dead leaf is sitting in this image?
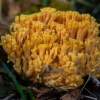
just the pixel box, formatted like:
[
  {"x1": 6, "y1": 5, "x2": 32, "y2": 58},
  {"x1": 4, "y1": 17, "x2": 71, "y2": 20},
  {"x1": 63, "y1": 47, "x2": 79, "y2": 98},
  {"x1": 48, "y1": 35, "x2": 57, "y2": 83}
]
[
  {"x1": 60, "y1": 94, "x2": 75, "y2": 100},
  {"x1": 90, "y1": 75, "x2": 100, "y2": 87}
]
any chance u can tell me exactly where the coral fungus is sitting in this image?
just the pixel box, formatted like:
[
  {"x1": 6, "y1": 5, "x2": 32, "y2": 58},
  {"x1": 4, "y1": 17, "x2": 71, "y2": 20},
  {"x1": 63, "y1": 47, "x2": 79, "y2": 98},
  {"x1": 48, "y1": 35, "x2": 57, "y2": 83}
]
[{"x1": 1, "y1": 7, "x2": 100, "y2": 89}]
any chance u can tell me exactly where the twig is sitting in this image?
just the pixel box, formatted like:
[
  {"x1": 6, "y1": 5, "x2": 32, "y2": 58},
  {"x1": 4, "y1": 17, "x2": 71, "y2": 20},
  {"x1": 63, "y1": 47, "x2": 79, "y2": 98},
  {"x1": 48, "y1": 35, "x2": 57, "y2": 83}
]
[
  {"x1": 75, "y1": 74, "x2": 90, "y2": 100},
  {"x1": 84, "y1": 95, "x2": 97, "y2": 100},
  {"x1": 46, "y1": 83, "x2": 61, "y2": 93},
  {"x1": 29, "y1": 86, "x2": 42, "y2": 93},
  {"x1": 2, "y1": 93, "x2": 15, "y2": 100},
  {"x1": 85, "y1": 88, "x2": 98, "y2": 99}
]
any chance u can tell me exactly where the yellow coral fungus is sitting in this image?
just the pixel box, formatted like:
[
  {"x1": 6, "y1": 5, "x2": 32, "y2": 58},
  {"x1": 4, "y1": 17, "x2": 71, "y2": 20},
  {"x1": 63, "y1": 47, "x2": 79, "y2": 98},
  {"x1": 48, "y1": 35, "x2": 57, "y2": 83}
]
[{"x1": 1, "y1": 7, "x2": 100, "y2": 89}]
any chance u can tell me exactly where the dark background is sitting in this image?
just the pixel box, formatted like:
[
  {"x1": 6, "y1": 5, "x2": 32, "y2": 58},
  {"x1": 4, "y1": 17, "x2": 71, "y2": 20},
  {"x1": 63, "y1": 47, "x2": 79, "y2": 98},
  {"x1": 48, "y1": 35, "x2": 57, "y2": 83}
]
[{"x1": 0, "y1": 0, "x2": 100, "y2": 36}]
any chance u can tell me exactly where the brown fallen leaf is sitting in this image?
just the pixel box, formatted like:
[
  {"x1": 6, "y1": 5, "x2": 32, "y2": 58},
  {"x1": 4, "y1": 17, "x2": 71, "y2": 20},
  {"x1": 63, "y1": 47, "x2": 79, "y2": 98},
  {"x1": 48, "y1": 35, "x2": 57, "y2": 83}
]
[
  {"x1": 60, "y1": 94, "x2": 75, "y2": 100},
  {"x1": 90, "y1": 75, "x2": 100, "y2": 87}
]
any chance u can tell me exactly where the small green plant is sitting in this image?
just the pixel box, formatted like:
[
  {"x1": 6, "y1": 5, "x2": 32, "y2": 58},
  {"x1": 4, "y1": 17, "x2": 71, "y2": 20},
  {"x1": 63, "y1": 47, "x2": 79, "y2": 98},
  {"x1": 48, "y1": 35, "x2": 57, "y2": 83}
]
[{"x1": 1, "y1": 62, "x2": 34, "y2": 100}]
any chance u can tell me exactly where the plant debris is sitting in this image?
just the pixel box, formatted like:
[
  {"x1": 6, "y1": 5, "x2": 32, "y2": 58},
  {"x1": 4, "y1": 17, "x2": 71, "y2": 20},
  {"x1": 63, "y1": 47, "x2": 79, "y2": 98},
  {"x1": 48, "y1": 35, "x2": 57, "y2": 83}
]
[
  {"x1": 90, "y1": 75, "x2": 100, "y2": 87},
  {"x1": 0, "y1": 61, "x2": 100, "y2": 100}
]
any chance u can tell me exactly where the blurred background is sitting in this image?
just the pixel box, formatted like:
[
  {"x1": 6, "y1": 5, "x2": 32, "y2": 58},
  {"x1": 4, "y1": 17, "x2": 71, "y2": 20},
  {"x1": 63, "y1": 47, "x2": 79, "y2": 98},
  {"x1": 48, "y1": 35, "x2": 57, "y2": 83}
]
[{"x1": 0, "y1": 0, "x2": 100, "y2": 35}]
